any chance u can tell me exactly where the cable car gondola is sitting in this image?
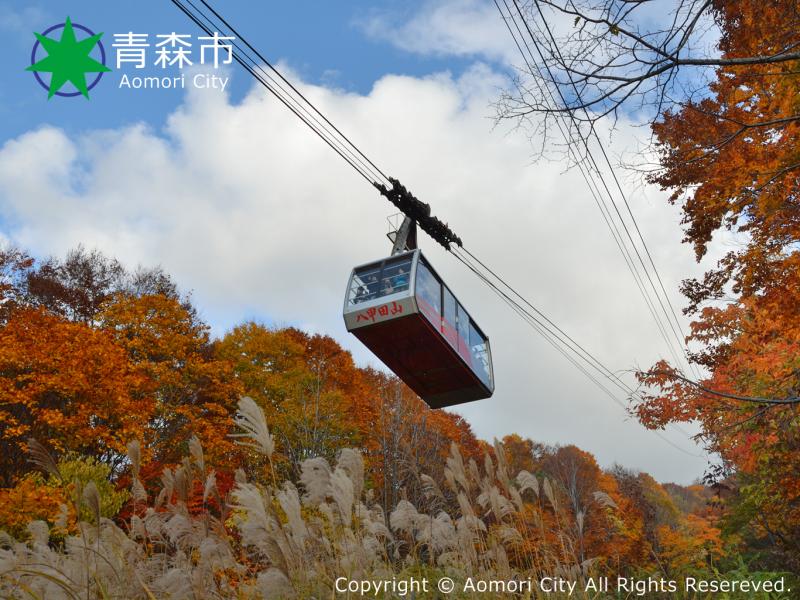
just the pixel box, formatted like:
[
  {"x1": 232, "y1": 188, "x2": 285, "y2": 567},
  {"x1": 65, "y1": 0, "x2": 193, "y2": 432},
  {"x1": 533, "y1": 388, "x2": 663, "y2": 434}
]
[{"x1": 343, "y1": 246, "x2": 494, "y2": 408}]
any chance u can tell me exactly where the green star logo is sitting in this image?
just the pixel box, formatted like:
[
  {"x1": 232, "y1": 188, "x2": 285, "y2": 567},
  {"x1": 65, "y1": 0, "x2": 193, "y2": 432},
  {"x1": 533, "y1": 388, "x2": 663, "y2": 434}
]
[{"x1": 26, "y1": 17, "x2": 111, "y2": 100}]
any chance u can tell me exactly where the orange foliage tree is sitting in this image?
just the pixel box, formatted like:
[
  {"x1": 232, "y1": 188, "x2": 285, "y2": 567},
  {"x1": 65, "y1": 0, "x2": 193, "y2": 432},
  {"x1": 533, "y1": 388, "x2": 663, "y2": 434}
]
[
  {"x1": 532, "y1": 445, "x2": 650, "y2": 571},
  {"x1": 633, "y1": 0, "x2": 800, "y2": 570},
  {"x1": 0, "y1": 308, "x2": 150, "y2": 486},
  {"x1": 358, "y1": 367, "x2": 483, "y2": 513},
  {"x1": 1, "y1": 246, "x2": 241, "y2": 482},
  {"x1": 98, "y1": 293, "x2": 242, "y2": 468},
  {"x1": 0, "y1": 478, "x2": 68, "y2": 539},
  {"x1": 217, "y1": 323, "x2": 361, "y2": 479}
]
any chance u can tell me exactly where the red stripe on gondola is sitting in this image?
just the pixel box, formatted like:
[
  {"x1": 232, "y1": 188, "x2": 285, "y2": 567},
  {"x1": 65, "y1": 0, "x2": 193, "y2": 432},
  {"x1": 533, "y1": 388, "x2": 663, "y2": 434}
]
[
  {"x1": 351, "y1": 311, "x2": 490, "y2": 408},
  {"x1": 416, "y1": 296, "x2": 474, "y2": 367}
]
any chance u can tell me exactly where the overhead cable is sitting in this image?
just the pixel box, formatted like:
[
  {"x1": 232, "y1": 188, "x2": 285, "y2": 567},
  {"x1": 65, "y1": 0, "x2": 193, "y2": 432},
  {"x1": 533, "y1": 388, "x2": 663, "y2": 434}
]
[
  {"x1": 517, "y1": 0, "x2": 701, "y2": 379},
  {"x1": 494, "y1": 0, "x2": 686, "y2": 372},
  {"x1": 450, "y1": 247, "x2": 705, "y2": 458}
]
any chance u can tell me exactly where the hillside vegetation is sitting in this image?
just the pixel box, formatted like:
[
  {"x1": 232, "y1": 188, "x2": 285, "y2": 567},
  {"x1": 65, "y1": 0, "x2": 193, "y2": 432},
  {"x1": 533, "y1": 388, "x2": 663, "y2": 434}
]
[{"x1": 0, "y1": 247, "x2": 794, "y2": 598}]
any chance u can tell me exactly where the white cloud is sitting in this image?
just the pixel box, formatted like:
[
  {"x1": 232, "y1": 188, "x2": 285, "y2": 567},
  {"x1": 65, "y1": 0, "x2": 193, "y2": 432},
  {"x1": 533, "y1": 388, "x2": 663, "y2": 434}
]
[
  {"x1": 0, "y1": 64, "x2": 714, "y2": 483},
  {"x1": 356, "y1": 0, "x2": 516, "y2": 63},
  {"x1": 357, "y1": 0, "x2": 723, "y2": 137}
]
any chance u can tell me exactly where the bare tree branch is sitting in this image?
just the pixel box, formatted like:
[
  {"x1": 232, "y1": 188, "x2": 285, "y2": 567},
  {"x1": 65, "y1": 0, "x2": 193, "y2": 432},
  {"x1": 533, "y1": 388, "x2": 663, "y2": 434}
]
[{"x1": 494, "y1": 0, "x2": 800, "y2": 165}]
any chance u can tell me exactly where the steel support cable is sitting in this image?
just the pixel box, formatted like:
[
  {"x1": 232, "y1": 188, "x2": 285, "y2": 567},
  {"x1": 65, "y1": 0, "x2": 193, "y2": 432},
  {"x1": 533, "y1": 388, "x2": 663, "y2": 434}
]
[
  {"x1": 497, "y1": 0, "x2": 685, "y2": 371},
  {"x1": 196, "y1": 0, "x2": 392, "y2": 186},
  {"x1": 183, "y1": 0, "x2": 389, "y2": 187},
  {"x1": 453, "y1": 249, "x2": 708, "y2": 450},
  {"x1": 170, "y1": 0, "x2": 385, "y2": 186},
  {"x1": 496, "y1": 0, "x2": 716, "y2": 446},
  {"x1": 494, "y1": 0, "x2": 685, "y2": 371},
  {"x1": 526, "y1": 0, "x2": 701, "y2": 379},
  {"x1": 464, "y1": 234, "x2": 704, "y2": 443},
  {"x1": 533, "y1": 0, "x2": 691, "y2": 361},
  {"x1": 181, "y1": 0, "x2": 388, "y2": 181},
  {"x1": 451, "y1": 248, "x2": 705, "y2": 458},
  {"x1": 451, "y1": 248, "x2": 621, "y2": 394},
  {"x1": 507, "y1": 0, "x2": 694, "y2": 375},
  {"x1": 465, "y1": 256, "x2": 622, "y2": 401},
  {"x1": 175, "y1": 0, "x2": 384, "y2": 184},
  {"x1": 496, "y1": 0, "x2": 708, "y2": 441},
  {"x1": 458, "y1": 245, "x2": 630, "y2": 394},
  {"x1": 174, "y1": 0, "x2": 462, "y2": 250},
  {"x1": 451, "y1": 246, "x2": 631, "y2": 396}
]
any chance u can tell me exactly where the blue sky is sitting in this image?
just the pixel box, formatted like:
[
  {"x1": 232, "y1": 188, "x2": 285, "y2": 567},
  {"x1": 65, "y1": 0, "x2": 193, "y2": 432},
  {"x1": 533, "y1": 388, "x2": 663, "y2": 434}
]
[
  {"x1": 1, "y1": 1, "x2": 488, "y2": 142},
  {"x1": 0, "y1": 0, "x2": 716, "y2": 482}
]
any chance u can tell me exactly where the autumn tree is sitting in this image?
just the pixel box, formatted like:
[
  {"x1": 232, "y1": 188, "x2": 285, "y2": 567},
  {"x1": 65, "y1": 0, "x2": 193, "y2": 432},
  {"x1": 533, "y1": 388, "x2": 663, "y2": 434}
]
[
  {"x1": 623, "y1": 0, "x2": 800, "y2": 571},
  {"x1": 0, "y1": 308, "x2": 150, "y2": 485},
  {"x1": 530, "y1": 445, "x2": 651, "y2": 569},
  {"x1": 613, "y1": 468, "x2": 728, "y2": 574},
  {"x1": 98, "y1": 293, "x2": 242, "y2": 468},
  {"x1": 217, "y1": 323, "x2": 362, "y2": 479},
  {"x1": 359, "y1": 367, "x2": 485, "y2": 514},
  {"x1": 500, "y1": 434, "x2": 539, "y2": 475},
  {"x1": 0, "y1": 244, "x2": 181, "y2": 325},
  {"x1": 0, "y1": 245, "x2": 242, "y2": 485},
  {"x1": 0, "y1": 247, "x2": 34, "y2": 322}
]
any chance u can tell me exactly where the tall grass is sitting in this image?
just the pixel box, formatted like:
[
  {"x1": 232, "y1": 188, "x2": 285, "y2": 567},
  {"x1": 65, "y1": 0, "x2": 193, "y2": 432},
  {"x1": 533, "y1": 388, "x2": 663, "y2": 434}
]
[{"x1": 0, "y1": 399, "x2": 604, "y2": 599}]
